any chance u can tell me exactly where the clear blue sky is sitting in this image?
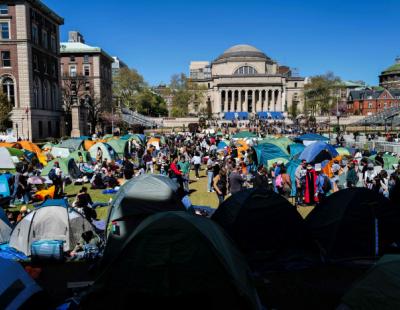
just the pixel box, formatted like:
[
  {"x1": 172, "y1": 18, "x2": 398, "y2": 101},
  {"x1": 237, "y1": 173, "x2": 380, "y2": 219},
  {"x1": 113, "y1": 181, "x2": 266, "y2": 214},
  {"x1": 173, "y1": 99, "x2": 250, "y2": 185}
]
[{"x1": 44, "y1": 0, "x2": 400, "y2": 86}]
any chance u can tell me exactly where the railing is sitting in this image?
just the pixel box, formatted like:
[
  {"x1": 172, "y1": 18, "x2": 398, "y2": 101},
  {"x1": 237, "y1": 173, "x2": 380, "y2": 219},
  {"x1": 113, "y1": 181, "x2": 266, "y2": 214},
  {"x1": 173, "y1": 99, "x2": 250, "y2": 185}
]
[{"x1": 121, "y1": 108, "x2": 163, "y2": 128}]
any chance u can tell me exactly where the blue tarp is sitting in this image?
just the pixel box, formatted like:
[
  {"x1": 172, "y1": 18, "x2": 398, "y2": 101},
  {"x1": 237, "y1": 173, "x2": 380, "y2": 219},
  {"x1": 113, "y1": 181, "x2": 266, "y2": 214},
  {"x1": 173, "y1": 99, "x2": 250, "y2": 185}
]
[
  {"x1": 296, "y1": 133, "x2": 329, "y2": 142},
  {"x1": 217, "y1": 141, "x2": 228, "y2": 150},
  {"x1": 257, "y1": 112, "x2": 284, "y2": 120},
  {"x1": 254, "y1": 144, "x2": 290, "y2": 166},
  {"x1": 0, "y1": 257, "x2": 41, "y2": 309},
  {"x1": 0, "y1": 244, "x2": 28, "y2": 260},
  {"x1": 299, "y1": 141, "x2": 339, "y2": 163},
  {"x1": 286, "y1": 158, "x2": 302, "y2": 197},
  {"x1": 224, "y1": 112, "x2": 236, "y2": 120},
  {"x1": 0, "y1": 174, "x2": 11, "y2": 198},
  {"x1": 224, "y1": 112, "x2": 249, "y2": 120},
  {"x1": 289, "y1": 144, "x2": 306, "y2": 156},
  {"x1": 39, "y1": 199, "x2": 69, "y2": 209}
]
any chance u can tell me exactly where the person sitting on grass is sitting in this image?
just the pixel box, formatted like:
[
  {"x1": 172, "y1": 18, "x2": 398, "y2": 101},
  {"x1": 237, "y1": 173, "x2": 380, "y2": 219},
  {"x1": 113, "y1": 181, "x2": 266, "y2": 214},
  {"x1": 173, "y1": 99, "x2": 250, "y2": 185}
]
[{"x1": 70, "y1": 230, "x2": 101, "y2": 259}]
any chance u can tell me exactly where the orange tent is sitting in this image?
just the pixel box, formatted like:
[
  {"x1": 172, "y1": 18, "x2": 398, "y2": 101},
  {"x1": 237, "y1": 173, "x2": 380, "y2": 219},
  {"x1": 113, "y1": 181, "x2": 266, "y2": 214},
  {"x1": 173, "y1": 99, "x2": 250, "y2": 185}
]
[
  {"x1": 236, "y1": 139, "x2": 249, "y2": 159},
  {"x1": 33, "y1": 185, "x2": 55, "y2": 201},
  {"x1": 322, "y1": 155, "x2": 342, "y2": 178},
  {"x1": 84, "y1": 140, "x2": 97, "y2": 151},
  {"x1": 15, "y1": 141, "x2": 47, "y2": 165}
]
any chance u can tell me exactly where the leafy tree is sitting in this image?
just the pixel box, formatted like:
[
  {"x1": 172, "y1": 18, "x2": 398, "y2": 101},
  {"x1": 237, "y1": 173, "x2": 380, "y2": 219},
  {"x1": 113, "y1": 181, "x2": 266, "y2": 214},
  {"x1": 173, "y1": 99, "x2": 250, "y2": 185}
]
[
  {"x1": 0, "y1": 91, "x2": 12, "y2": 131},
  {"x1": 135, "y1": 89, "x2": 168, "y2": 116},
  {"x1": 113, "y1": 67, "x2": 146, "y2": 109},
  {"x1": 305, "y1": 71, "x2": 341, "y2": 116}
]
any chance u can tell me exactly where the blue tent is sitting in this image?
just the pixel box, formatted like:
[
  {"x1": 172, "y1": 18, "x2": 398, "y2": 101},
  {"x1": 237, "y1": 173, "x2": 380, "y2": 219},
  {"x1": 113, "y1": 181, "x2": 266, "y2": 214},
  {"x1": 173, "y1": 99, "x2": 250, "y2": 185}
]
[
  {"x1": 286, "y1": 158, "x2": 302, "y2": 197},
  {"x1": 254, "y1": 144, "x2": 290, "y2": 167},
  {"x1": 0, "y1": 174, "x2": 11, "y2": 198},
  {"x1": 224, "y1": 112, "x2": 236, "y2": 120},
  {"x1": 257, "y1": 112, "x2": 269, "y2": 119},
  {"x1": 296, "y1": 133, "x2": 329, "y2": 142},
  {"x1": 270, "y1": 112, "x2": 284, "y2": 120},
  {"x1": 289, "y1": 143, "x2": 306, "y2": 156},
  {"x1": 299, "y1": 141, "x2": 339, "y2": 163},
  {"x1": 0, "y1": 257, "x2": 42, "y2": 309},
  {"x1": 217, "y1": 141, "x2": 228, "y2": 150},
  {"x1": 39, "y1": 198, "x2": 69, "y2": 209}
]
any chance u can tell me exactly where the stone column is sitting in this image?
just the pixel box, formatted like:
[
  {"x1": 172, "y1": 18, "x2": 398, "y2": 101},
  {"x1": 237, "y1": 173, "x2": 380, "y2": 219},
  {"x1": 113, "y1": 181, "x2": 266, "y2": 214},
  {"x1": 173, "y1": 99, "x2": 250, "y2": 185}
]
[
  {"x1": 257, "y1": 90, "x2": 262, "y2": 112},
  {"x1": 277, "y1": 89, "x2": 282, "y2": 111},
  {"x1": 224, "y1": 90, "x2": 228, "y2": 112},
  {"x1": 232, "y1": 90, "x2": 236, "y2": 112},
  {"x1": 271, "y1": 89, "x2": 275, "y2": 111},
  {"x1": 238, "y1": 90, "x2": 242, "y2": 112},
  {"x1": 244, "y1": 90, "x2": 248, "y2": 112},
  {"x1": 265, "y1": 89, "x2": 269, "y2": 111}
]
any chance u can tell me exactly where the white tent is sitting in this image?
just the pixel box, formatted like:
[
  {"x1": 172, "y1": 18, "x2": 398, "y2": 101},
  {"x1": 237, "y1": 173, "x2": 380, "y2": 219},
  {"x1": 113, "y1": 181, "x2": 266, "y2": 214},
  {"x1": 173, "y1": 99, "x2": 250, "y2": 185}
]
[
  {"x1": 9, "y1": 203, "x2": 95, "y2": 255},
  {"x1": 50, "y1": 146, "x2": 71, "y2": 158},
  {"x1": 0, "y1": 208, "x2": 11, "y2": 244},
  {"x1": 0, "y1": 147, "x2": 16, "y2": 169}
]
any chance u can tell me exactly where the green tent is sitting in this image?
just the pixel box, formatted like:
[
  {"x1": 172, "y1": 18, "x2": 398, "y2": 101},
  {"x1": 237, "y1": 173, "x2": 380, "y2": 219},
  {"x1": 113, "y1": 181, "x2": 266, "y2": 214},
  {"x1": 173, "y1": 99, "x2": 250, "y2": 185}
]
[
  {"x1": 6, "y1": 148, "x2": 25, "y2": 158},
  {"x1": 107, "y1": 139, "x2": 129, "y2": 157},
  {"x1": 232, "y1": 131, "x2": 258, "y2": 139},
  {"x1": 103, "y1": 134, "x2": 114, "y2": 140},
  {"x1": 370, "y1": 154, "x2": 399, "y2": 169},
  {"x1": 88, "y1": 142, "x2": 118, "y2": 162},
  {"x1": 67, "y1": 150, "x2": 92, "y2": 163},
  {"x1": 258, "y1": 138, "x2": 291, "y2": 155},
  {"x1": 341, "y1": 255, "x2": 400, "y2": 310},
  {"x1": 336, "y1": 147, "x2": 351, "y2": 157},
  {"x1": 41, "y1": 158, "x2": 81, "y2": 178},
  {"x1": 83, "y1": 212, "x2": 261, "y2": 309}
]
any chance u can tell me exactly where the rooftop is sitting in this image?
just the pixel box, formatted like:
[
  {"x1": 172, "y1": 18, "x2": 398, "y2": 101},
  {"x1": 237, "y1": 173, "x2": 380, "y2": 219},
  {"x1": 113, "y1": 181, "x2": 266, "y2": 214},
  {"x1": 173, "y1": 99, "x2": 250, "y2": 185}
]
[{"x1": 213, "y1": 44, "x2": 273, "y2": 64}]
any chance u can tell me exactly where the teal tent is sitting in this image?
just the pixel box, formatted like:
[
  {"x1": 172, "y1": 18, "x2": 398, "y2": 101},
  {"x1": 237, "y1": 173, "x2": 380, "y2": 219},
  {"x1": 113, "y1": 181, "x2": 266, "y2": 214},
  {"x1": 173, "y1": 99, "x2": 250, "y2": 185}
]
[
  {"x1": 83, "y1": 212, "x2": 262, "y2": 310},
  {"x1": 370, "y1": 154, "x2": 399, "y2": 169},
  {"x1": 107, "y1": 139, "x2": 130, "y2": 157},
  {"x1": 253, "y1": 143, "x2": 290, "y2": 167},
  {"x1": 289, "y1": 143, "x2": 306, "y2": 156},
  {"x1": 57, "y1": 139, "x2": 84, "y2": 151},
  {"x1": 232, "y1": 131, "x2": 258, "y2": 139},
  {"x1": 41, "y1": 158, "x2": 81, "y2": 178},
  {"x1": 286, "y1": 158, "x2": 302, "y2": 197},
  {"x1": 68, "y1": 150, "x2": 92, "y2": 163},
  {"x1": 88, "y1": 142, "x2": 118, "y2": 162}
]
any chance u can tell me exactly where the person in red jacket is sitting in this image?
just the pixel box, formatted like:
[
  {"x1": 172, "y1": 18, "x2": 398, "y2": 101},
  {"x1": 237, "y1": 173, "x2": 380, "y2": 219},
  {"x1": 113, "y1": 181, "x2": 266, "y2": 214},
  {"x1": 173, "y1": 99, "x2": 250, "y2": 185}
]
[
  {"x1": 169, "y1": 156, "x2": 183, "y2": 187},
  {"x1": 304, "y1": 164, "x2": 318, "y2": 205}
]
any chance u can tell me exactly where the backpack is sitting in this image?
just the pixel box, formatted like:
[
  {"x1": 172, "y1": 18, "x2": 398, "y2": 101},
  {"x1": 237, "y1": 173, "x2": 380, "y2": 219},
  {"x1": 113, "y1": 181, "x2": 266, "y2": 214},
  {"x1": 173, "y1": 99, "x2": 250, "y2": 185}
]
[
  {"x1": 322, "y1": 175, "x2": 331, "y2": 192},
  {"x1": 275, "y1": 174, "x2": 283, "y2": 188},
  {"x1": 48, "y1": 168, "x2": 57, "y2": 181}
]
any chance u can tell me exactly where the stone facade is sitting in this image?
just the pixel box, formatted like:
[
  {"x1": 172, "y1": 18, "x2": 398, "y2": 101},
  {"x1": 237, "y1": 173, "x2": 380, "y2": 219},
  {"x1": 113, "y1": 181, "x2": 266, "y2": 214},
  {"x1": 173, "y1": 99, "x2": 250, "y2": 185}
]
[
  {"x1": 379, "y1": 57, "x2": 400, "y2": 89},
  {"x1": 189, "y1": 45, "x2": 305, "y2": 118},
  {"x1": 0, "y1": 0, "x2": 64, "y2": 140},
  {"x1": 60, "y1": 31, "x2": 113, "y2": 134}
]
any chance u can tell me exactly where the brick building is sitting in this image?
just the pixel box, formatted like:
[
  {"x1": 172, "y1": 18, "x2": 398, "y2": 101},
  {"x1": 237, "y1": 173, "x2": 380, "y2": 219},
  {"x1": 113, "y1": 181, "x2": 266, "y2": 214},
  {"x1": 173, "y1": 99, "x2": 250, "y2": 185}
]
[
  {"x1": 347, "y1": 88, "x2": 400, "y2": 116},
  {"x1": 60, "y1": 31, "x2": 113, "y2": 133},
  {"x1": 379, "y1": 57, "x2": 400, "y2": 89},
  {"x1": 0, "y1": 0, "x2": 63, "y2": 140}
]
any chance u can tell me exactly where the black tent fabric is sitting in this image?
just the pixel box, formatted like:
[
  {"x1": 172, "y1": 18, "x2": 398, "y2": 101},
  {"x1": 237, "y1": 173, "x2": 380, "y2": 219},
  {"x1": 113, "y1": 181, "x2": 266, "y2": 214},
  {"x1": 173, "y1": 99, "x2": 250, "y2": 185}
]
[
  {"x1": 305, "y1": 188, "x2": 400, "y2": 261},
  {"x1": 340, "y1": 255, "x2": 400, "y2": 310},
  {"x1": 102, "y1": 174, "x2": 186, "y2": 267},
  {"x1": 211, "y1": 189, "x2": 318, "y2": 271},
  {"x1": 81, "y1": 212, "x2": 262, "y2": 310},
  {"x1": 67, "y1": 158, "x2": 82, "y2": 179}
]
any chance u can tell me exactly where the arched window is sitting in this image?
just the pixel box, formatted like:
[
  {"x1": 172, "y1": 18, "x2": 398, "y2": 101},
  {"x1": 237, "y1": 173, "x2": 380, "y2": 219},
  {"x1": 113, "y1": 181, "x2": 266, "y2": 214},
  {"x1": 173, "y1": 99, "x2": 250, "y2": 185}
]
[
  {"x1": 234, "y1": 66, "x2": 258, "y2": 76},
  {"x1": 33, "y1": 77, "x2": 41, "y2": 108},
  {"x1": 51, "y1": 83, "x2": 58, "y2": 110},
  {"x1": 1, "y1": 77, "x2": 15, "y2": 106},
  {"x1": 42, "y1": 80, "x2": 49, "y2": 109}
]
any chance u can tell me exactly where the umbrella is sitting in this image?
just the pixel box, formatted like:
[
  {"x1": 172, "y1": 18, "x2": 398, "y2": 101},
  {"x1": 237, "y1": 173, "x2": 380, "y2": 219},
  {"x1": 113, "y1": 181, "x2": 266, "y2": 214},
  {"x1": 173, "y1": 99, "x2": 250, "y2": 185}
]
[{"x1": 27, "y1": 176, "x2": 45, "y2": 185}]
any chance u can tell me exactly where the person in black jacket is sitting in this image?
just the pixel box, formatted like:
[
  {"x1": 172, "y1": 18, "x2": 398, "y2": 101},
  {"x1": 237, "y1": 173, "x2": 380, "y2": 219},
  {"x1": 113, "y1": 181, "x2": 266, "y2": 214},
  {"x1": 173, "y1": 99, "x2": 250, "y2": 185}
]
[{"x1": 253, "y1": 166, "x2": 269, "y2": 191}]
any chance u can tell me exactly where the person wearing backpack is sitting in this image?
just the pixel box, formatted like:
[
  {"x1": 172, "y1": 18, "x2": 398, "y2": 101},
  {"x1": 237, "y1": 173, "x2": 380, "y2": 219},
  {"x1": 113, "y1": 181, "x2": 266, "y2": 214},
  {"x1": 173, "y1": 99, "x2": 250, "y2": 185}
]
[
  {"x1": 315, "y1": 163, "x2": 331, "y2": 204},
  {"x1": 49, "y1": 161, "x2": 63, "y2": 198}
]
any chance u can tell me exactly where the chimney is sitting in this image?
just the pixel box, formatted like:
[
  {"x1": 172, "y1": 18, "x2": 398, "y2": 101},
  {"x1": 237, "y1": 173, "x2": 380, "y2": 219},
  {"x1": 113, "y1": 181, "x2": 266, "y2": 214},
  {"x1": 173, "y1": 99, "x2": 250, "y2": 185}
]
[{"x1": 68, "y1": 31, "x2": 85, "y2": 43}]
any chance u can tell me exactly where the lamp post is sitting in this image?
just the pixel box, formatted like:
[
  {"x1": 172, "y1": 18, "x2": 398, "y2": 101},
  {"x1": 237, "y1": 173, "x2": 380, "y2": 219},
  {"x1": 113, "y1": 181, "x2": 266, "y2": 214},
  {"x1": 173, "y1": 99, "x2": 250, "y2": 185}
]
[{"x1": 16, "y1": 123, "x2": 18, "y2": 140}]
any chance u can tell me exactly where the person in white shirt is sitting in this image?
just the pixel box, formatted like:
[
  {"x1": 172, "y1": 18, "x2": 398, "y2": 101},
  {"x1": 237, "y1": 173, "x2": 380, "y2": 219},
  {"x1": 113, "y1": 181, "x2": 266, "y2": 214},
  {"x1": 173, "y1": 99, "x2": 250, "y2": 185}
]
[{"x1": 191, "y1": 152, "x2": 202, "y2": 179}]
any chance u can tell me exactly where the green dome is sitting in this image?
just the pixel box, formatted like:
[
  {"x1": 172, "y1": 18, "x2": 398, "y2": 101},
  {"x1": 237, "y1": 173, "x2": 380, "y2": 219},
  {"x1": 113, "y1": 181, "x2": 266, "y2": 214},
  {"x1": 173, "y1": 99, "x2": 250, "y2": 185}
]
[{"x1": 382, "y1": 58, "x2": 400, "y2": 74}]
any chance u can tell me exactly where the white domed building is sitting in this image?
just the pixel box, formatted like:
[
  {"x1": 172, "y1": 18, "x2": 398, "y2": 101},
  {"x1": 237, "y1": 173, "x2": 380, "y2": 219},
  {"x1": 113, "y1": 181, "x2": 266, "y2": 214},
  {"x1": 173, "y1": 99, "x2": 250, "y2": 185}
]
[{"x1": 189, "y1": 44, "x2": 305, "y2": 119}]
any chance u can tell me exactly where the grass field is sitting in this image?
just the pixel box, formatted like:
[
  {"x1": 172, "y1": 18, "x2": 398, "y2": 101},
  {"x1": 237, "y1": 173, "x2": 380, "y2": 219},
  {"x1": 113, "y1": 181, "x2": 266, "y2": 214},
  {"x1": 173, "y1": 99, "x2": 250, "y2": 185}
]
[{"x1": 11, "y1": 167, "x2": 313, "y2": 220}]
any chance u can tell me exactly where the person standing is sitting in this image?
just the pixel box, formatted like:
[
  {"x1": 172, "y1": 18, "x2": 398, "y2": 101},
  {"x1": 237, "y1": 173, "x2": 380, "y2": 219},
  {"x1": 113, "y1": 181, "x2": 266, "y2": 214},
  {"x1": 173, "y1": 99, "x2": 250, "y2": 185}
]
[
  {"x1": 143, "y1": 150, "x2": 154, "y2": 174},
  {"x1": 213, "y1": 168, "x2": 227, "y2": 205},
  {"x1": 206, "y1": 156, "x2": 215, "y2": 192},
  {"x1": 178, "y1": 155, "x2": 190, "y2": 193},
  {"x1": 346, "y1": 162, "x2": 359, "y2": 188},
  {"x1": 229, "y1": 166, "x2": 245, "y2": 195},
  {"x1": 315, "y1": 164, "x2": 331, "y2": 204},
  {"x1": 169, "y1": 156, "x2": 183, "y2": 188},
  {"x1": 295, "y1": 160, "x2": 307, "y2": 204},
  {"x1": 253, "y1": 166, "x2": 269, "y2": 191},
  {"x1": 122, "y1": 156, "x2": 134, "y2": 180},
  {"x1": 304, "y1": 164, "x2": 318, "y2": 205},
  {"x1": 191, "y1": 152, "x2": 201, "y2": 179},
  {"x1": 278, "y1": 167, "x2": 292, "y2": 199}
]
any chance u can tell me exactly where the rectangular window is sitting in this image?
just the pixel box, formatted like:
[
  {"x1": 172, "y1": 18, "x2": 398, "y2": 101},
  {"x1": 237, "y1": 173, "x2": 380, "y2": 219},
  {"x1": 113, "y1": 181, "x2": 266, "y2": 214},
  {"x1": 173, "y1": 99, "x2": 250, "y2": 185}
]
[
  {"x1": 1, "y1": 51, "x2": 11, "y2": 67},
  {"x1": 48, "y1": 121, "x2": 52, "y2": 136},
  {"x1": 51, "y1": 35, "x2": 56, "y2": 52},
  {"x1": 83, "y1": 65, "x2": 90, "y2": 76},
  {"x1": 70, "y1": 55, "x2": 75, "y2": 62},
  {"x1": 84, "y1": 55, "x2": 89, "y2": 63},
  {"x1": 0, "y1": 22, "x2": 10, "y2": 39},
  {"x1": 42, "y1": 30, "x2": 48, "y2": 48},
  {"x1": 51, "y1": 63, "x2": 56, "y2": 77},
  {"x1": 33, "y1": 55, "x2": 38, "y2": 70},
  {"x1": 38, "y1": 121, "x2": 43, "y2": 138},
  {"x1": 32, "y1": 24, "x2": 38, "y2": 44},
  {"x1": 69, "y1": 65, "x2": 77, "y2": 77},
  {"x1": 0, "y1": 4, "x2": 8, "y2": 15},
  {"x1": 85, "y1": 82, "x2": 90, "y2": 91}
]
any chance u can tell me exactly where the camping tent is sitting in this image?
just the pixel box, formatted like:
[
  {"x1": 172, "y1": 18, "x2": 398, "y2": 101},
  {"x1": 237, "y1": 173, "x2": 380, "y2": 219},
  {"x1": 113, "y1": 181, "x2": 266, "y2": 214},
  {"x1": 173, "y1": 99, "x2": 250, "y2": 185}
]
[
  {"x1": 296, "y1": 133, "x2": 329, "y2": 144},
  {"x1": 83, "y1": 140, "x2": 96, "y2": 151},
  {"x1": 68, "y1": 150, "x2": 92, "y2": 163},
  {"x1": 41, "y1": 158, "x2": 81, "y2": 179},
  {"x1": 107, "y1": 139, "x2": 130, "y2": 157},
  {"x1": 51, "y1": 146, "x2": 71, "y2": 158},
  {"x1": 103, "y1": 174, "x2": 186, "y2": 266},
  {"x1": 289, "y1": 143, "x2": 306, "y2": 156},
  {"x1": 341, "y1": 255, "x2": 400, "y2": 310},
  {"x1": 253, "y1": 143, "x2": 290, "y2": 167},
  {"x1": 83, "y1": 212, "x2": 261, "y2": 310},
  {"x1": 299, "y1": 141, "x2": 339, "y2": 163},
  {"x1": 57, "y1": 139, "x2": 84, "y2": 151},
  {"x1": 335, "y1": 147, "x2": 351, "y2": 157},
  {"x1": 0, "y1": 257, "x2": 42, "y2": 309},
  {"x1": 232, "y1": 131, "x2": 257, "y2": 139},
  {"x1": 9, "y1": 199, "x2": 95, "y2": 255},
  {"x1": 88, "y1": 142, "x2": 118, "y2": 162},
  {"x1": 0, "y1": 207, "x2": 11, "y2": 244},
  {"x1": 0, "y1": 147, "x2": 16, "y2": 169},
  {"x1": 0, "y1": 173, "x2": 11, "y2": 198},
  {"x1": 370, "y1": 154, "x2": 399, "y2": 170},
  {"x1": 305, "y1": 188, "x2": 400, "y2": 261},
  {"x1": 212, "y1": 189, "x2": 317, "y2": 271},
  {"x1": 9, "y1": 141, "x2": 47, "y2": 166}
]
